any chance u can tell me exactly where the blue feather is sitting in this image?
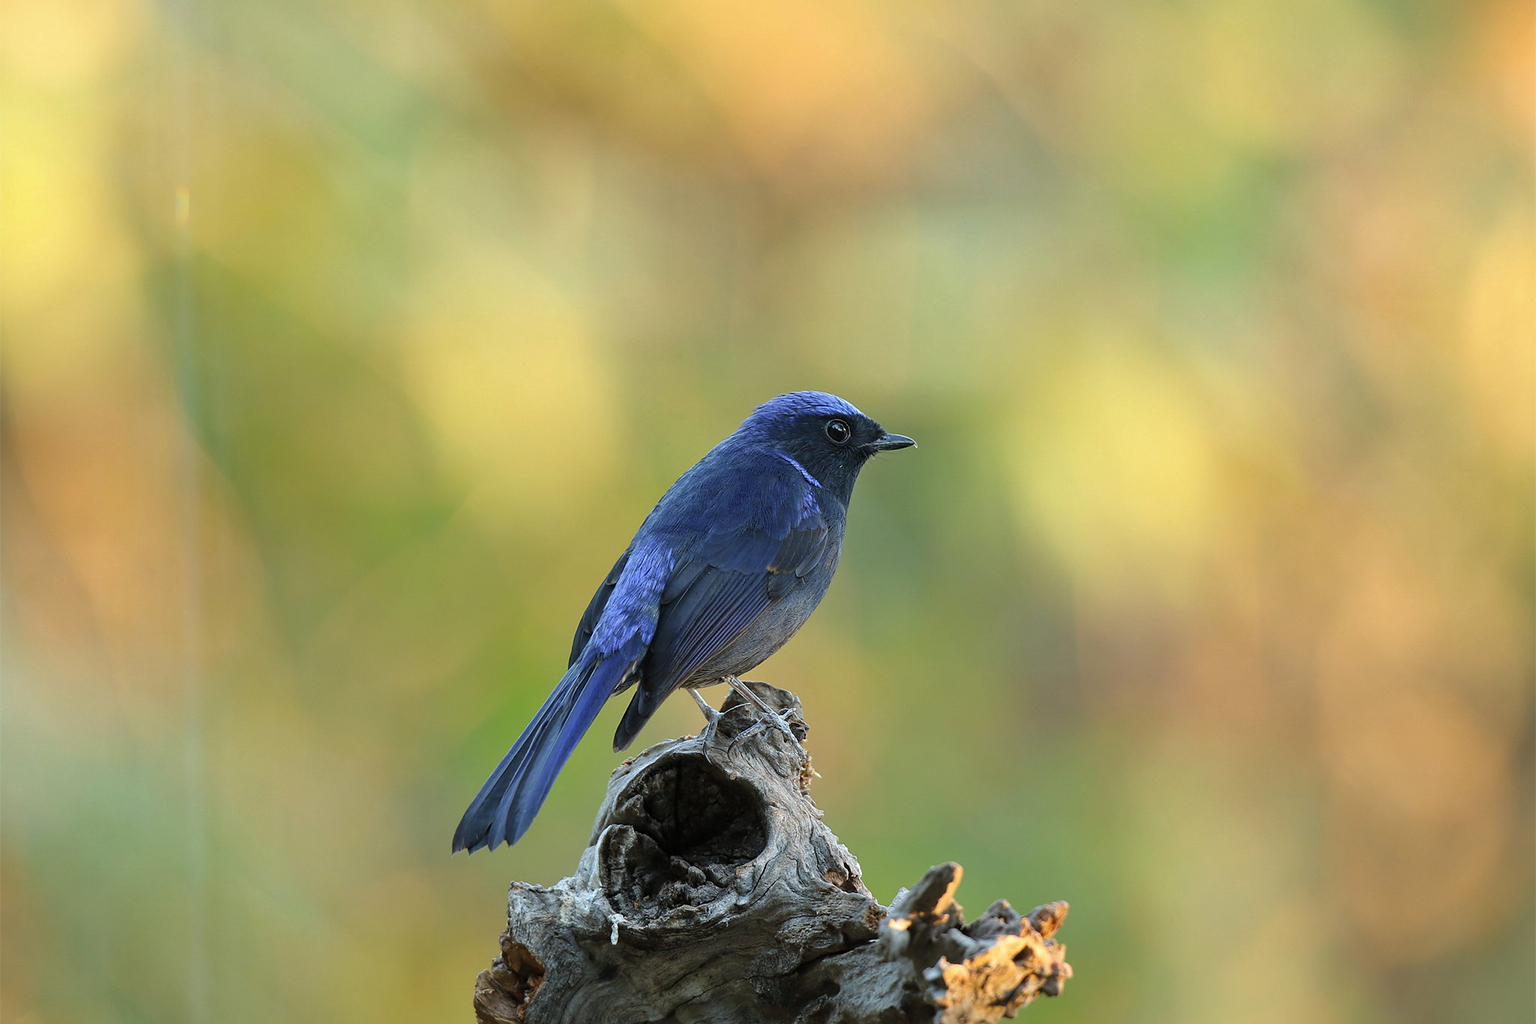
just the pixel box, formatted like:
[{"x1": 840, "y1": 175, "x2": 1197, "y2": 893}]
[
  {"x1": 451, "y1": 392, "x2": 913, "y2": 851},
  {"x1": 452, "y1": 644, "x2": 639, "y2": 853}
]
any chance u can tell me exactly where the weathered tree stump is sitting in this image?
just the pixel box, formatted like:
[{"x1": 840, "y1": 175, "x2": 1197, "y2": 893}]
[{"x1": 472, "y1": 683, "x2": 1071, "y2": 1024}]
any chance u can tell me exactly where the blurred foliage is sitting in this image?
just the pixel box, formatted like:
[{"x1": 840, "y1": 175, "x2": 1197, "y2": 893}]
[{"x1": 2, "y1": 0, "x2": 1532, "y2": 1022}]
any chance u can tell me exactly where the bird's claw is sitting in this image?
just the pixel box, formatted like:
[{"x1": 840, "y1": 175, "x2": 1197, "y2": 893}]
[
  {"x1": 722, "y1": 677, "x2": 803, "y2": 753},
  {"x1": 725, "y1": 709, "x2": 796, "y2": 753}
]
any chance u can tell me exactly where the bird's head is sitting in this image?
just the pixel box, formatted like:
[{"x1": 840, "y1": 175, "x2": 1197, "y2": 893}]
[{"x1": 738, "y1": 391, "x2": 915, "y2": 499}]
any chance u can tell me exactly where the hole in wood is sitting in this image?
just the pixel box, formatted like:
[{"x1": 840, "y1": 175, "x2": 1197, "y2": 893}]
[
  {"x1": 600, "y1": 752, "x2": 769, "y2": 911},
  {"x1": 629, "y1": 753, "x2": 767, "y2": 864}
]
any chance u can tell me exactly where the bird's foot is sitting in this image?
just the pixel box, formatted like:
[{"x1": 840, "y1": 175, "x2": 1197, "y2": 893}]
[
  {"x1": 726, "y1": 716, "x2": 775, "y2": 752},
  {"x1": 724, "y1": 677, "x2": 802, "y2": 749}
]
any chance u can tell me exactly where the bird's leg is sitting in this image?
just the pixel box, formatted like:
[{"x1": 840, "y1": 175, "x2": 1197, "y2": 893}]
[
  {"x1": 688, "y1": 688, "x2": 725, "y2": 760},
  {"x1": 688, "y1": 688, "x2": 720, "y2": 725},
  {"x1": 725, "y1": 676, "x2": 801, "y2": 745}
]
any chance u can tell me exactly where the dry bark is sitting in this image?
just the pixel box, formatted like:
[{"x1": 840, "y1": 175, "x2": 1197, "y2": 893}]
[{"x1": 472, "y1": 683, "x2": 1072, "y2": 1024}]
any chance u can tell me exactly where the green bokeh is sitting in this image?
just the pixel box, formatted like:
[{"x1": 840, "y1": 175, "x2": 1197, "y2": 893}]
[{"x1": 3, "y1": 1, "x2": 1532, "y2": 1022}]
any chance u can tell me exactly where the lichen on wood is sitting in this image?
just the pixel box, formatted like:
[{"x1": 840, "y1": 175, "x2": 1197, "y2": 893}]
[{"x1": 472, "y1": 682, "x2": 1071, "y2": 1024}]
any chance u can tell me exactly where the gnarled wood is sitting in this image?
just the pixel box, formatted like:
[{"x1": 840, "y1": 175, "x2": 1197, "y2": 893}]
[{"x1": 473, "y1": 683, "x2": 1071, "y2": 1023}]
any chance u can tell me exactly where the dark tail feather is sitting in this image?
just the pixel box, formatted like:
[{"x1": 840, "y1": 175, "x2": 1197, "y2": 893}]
[
  {"x1": 452, "y1": 651, "x2": 629, "y2": 853},
  {"x1": 613, "y1": 681, "x2": 669, "y2": 753}
]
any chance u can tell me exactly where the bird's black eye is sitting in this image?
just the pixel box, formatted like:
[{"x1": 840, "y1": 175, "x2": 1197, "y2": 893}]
[{"x1": 825, "y1": 418, "x2": 851, "y2": 444}]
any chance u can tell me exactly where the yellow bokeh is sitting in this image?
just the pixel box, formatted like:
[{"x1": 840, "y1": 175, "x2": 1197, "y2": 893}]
[{"x1": 2, "y1": 0, "x2": 1530, "y2": 1022}]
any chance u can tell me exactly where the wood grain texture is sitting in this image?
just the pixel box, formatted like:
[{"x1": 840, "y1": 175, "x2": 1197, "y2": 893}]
[{"x1": 472, "y1": 683, "x2": 1071, "y2": 1024}]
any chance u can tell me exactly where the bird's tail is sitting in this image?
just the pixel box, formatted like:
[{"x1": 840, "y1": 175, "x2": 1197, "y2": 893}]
[{"x1": 452, "y1": 648, "x2": 631, "y2": 853}]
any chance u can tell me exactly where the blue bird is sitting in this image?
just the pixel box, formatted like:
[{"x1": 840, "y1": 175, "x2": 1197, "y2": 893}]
[{"x1": 452, "y1": 391, "x2": 915, "y2": 853}]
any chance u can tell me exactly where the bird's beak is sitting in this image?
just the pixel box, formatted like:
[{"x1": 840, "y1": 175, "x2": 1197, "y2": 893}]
[{"x1": 866, "y1": 432, "x2": 916, "y2": 452}]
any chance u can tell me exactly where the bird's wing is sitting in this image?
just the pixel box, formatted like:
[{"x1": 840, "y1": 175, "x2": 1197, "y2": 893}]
[
  {"x1": 649, "y1": 524, "x2": 830, "y2": 687},
  {"x1": 611, "y1": 499, "x2": 833, "y2": 749},
  {"x1": 569, "y1": 547, "x2": 631, "y2": 667}
]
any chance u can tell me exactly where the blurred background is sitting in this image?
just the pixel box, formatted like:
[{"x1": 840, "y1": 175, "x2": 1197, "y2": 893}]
[{"x1": 3, "y1": 0, "x2": 1532, "y2": 1021}]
